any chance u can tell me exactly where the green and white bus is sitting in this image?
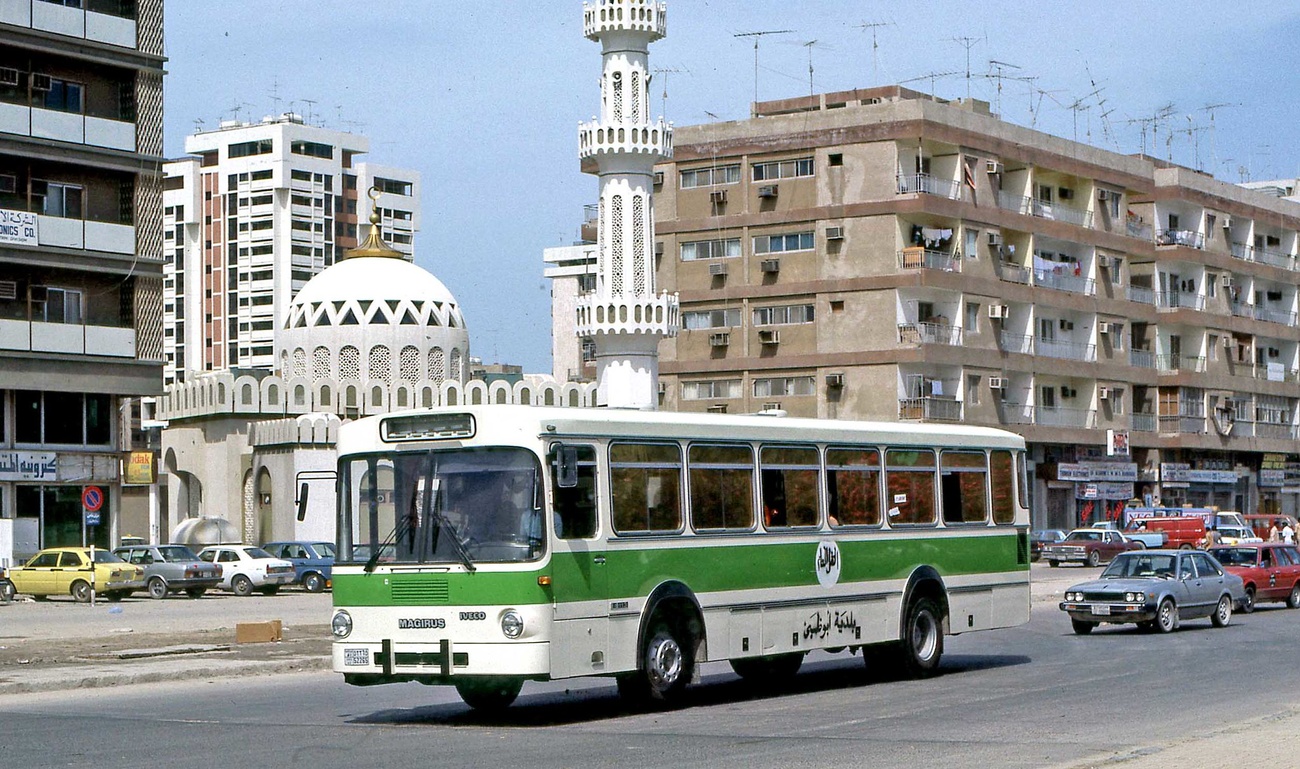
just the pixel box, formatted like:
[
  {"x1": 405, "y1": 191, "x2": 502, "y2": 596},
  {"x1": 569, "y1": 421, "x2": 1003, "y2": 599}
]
[{"x1": 327, "y1": 405, "x2": 1030, "y2": 710}]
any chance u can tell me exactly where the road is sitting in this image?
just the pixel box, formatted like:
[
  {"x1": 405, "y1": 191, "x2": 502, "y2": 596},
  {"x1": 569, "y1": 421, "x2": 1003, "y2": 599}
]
[{"x1": 1, "y1": 564, "x2": 1298, "y2": 768}]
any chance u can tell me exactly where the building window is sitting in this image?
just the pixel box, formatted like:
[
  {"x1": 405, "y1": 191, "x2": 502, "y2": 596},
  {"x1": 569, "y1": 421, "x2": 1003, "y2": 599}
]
[
  {"x1": 374, "y1": 177, "x2": 412, "y2": 196},
  {"x1": 966, "y1": 375, "x2": 981, "y2": 405},
  {"x1": 682, "y1": 308, "x2": 741, "y2": 329},
  {"x1": 229, "y1": 140, "x2": 273, "y2": 158},
  {"x1": 38, "y1": 287, "x2": 83, "y2": 324},
  {"x1": 752, "y1": 158, "x2": 813, "y2": 181},
  {"x1": 680, "y1": 238, "x2": 741, "y2": 261},
  {"x1": 753, "y1": 232, "x2": 814, "y2": 254},
  {"x1": 681, "y1": 379, "x2": 741, "y2": 400},
  {"x1": 679, "y1": 164, "x2": 740, "y2": 188},
  {"x1": 34, "y1": 77, "x2": 83, "y2": 114},
  {"x1": 34, "y1": 181, "x2": 82, "y2": 219},
  {"x1": 752, "y1": 304, "x2": 814, "y2": 326},
  {"x1": 290, "y1": 140, "x2": 333, "y2": 159},
  {"x1": 752, "y1": 376, "x2": 815, "y2": 397},
  {"x1": 577, "y1": 273, "x2": 596, "y2": 293},
  {"x1": 15, "y1": 391, "x2": 111, "y2": 446},
  {"x1": 964, "y1": 302, "x2": 980, "y2": 332}
]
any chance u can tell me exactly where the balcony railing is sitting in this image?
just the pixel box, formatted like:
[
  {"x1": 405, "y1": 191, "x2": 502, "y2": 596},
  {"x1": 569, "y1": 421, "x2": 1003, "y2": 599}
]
[
  {"x1": 1155, "y1": 291, "x2": 1206, "y2": 312},
  {"x1": 1129, "y1": 349, "x2": 1155, "y2": 368},
  {"x1": 898, "y1": 397, "x2": 963, "y2": 422},
  {"x1": 1230, "y1": 301, "x2": 1256, "y2": 319},
  {"x1": 1254, "y1": 364, "x2": 1300, "y2": 382},
  {"x1": 1159, "y1": 414, "x2": 1206, "y2": 434},
  {"x1": 999, "y1": 331, "x2": 1033, "y2": 354},
  {"x1": 1131, "y1": 412, "x2": 1157, "y2": 432},
  {"x1": 1230, "y1": 242, "x2": 1255, "y2": 262},
  {"x1": 0, "y1": 318, "x2": 137, "y2": 357},
  {"x1": 0, "y1": 2, "x2": 138, "y2": 48},
  {"x1": 898, "y1": 247, "x2": 961, "y2": 273},
  {"x1": 1037, "y1": 406, "x2": 1096, "y2": 429},
  {"x1": 1257, "y1": 306, "x2": 1298, "y2": 326},
  {"x1": 1126, "y1": 285, "x2": 1156, "y2": 305},
  {"x1": 1256, "y1": 422, "x2": 1298, "y2": 440},
  {"x1": 0, "y1": 102, "x2": 136, "y2": 151},
  {"x1": 996, "y1": 191, "x2": 1033, "y2": 215},
  {"x1": 1037, "y1": 338, "x2": 1096, "y2": 362},
  {"x1": 996, "y1": 192, "x2": 1093, "y2": 228},
  {"x1": 1256, "y1": 247, "x2": 1294, "y2": 270},
  {"x1": 997, "y1": 402, "x2": 1035, "y2": 425},
  {"x1": 996, "y1": 261, "x2": 1031, "y2": 284},
  {"x1": 1156, "y1": 354, "x2": 1206, "y2": 373},
  {"x1": 897, "y1": 322, "x2": 963, "y2": 346},
  {"x1": 896, "y1": 173, "x2": 961, "y2": 200},
  {"x1": 1034, "y1": 269, "x2": 1095, "y2": 295},
  {"x1": 1126, "y1": 217, "x2": 1153, "y2": 241},
  {"x1": 1156, "y1": 229, "x2": 1204, "y2": 249}
]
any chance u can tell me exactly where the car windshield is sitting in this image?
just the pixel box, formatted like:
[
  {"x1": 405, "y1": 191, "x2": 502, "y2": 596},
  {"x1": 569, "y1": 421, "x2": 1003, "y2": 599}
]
[
  {"x1": 1102, "y1": 553, "x2": 1177, "y2": 579},
  {"x1": 245, "y1": 547, "x2": 274, "y2": 559},
  {"x1": 157, "y1": 546, "x2": 200, "y2": 562},
  {"x1": 1210, "y1": 547, "x2": 1257, "y2": 567},
  {"x1": 1065, "y1": 531, "x2": 1102, "y2": 542},
  {"x1": 92, "y1": 550, "x2": 127, "y2": 564}
]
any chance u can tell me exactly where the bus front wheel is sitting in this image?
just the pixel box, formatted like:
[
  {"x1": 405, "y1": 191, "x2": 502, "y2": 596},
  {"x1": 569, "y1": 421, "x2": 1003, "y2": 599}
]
[
  {"x1": 619, "y1": 620, "x2": 692, "y2": 705},
  {"x1": 455, "y1": 677, "x2": 522, "y2": 711}
]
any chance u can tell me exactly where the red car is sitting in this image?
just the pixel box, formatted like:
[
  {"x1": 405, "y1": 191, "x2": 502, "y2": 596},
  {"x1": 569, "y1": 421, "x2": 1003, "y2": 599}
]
[
  {"x1": 1208, "y1": 543, "x2": 1300, "y2": 612},
  {"x1": 1040, "y1": 528, "x2": 1143, "y2": 567}
]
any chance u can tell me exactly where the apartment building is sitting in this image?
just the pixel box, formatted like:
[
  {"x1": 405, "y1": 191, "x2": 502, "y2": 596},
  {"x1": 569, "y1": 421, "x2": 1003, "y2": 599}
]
[
  {"x1": 0, "y1": 0, "x2": 165, "y2": 560},
  {"x1": 162, "y1": 116, "x2": 419, "y2": 384},
  {"x1": 566, "y1": 85, "x2": 1300, "y2": 529},
  {"x1": 542, "y1": 205, "x2": 597, "y2": 383}
]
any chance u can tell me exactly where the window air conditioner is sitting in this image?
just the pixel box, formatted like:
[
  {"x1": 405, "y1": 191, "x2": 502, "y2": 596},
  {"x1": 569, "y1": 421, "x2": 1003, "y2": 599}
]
[
  {"x1": 989, "y1": 376, "x2": 1007, "y2": 389},
  {"x1": 708, "y1": 262, "x2": 728, "y2": 276},
  {"x1": 31, "y1": 73, "x2": 51, "y2": 92},
  {"x1": 1099, "y1": 386, "x2": 1111, "y2": 400},
  {"x1": 0, "y1": 68, "x2": 18, "y2": 87},
  {"x1": 987, "y1": 231, "x2": 1003, "y2": 246},
  {"x1": 988, "y1": 304, "x2": 1008, "y2": 319},
  {"x1": 825, "y1": 226, "x2": 844, "y2": 240},
  {"x1": 825, "y1": 373, "x2": 844, "y2": 388},
  {"x1": 758, "y1": 329, "x2": 780, "y2": 344},
  {"x1": 1223, "y1": 335, "x2": 1234, "y2": 349},
  {"x1": 1098, "y1": 255, "x2": 1111, "y2": 268},
  {"x1": 0, "y1": 280, "x2": 16, "y2": 301},
  {"x1": 653, "y1": 171, "x2": 664, "y2": 186},
  {"x1": 1097, "y1": 189, "x2": 1111, "y2": 202},
  {"x1": 986, "y1": 160, "x2": 1002, "y2": 174},
  {"x1": 760, "y1": 258, "x2": 780, "y2": 273},
  {"x1": 1059, "y1": 319, "x2": 1074, "y2": 331},
  {"x1": 653, "y1": 241, "x2": 664, "y2": 256},
  {"x1": 709, "y1": 332, "x2": 730, "y2": 347},
  {"x1": 1098, "y1": 321, "x2": 1111, "y2": 334},
  {"x1": 758, "y1": 184, "x2": 779, "y2": 198},
  {"x1": 1221, "y1": 274, "x2": 1233, "y2": 288},
  {"x1": 709, "y1": 189, "x2": 728, "y2": 204},
  {"x1": 1222, "y1": 215, "x2": 1232, "y2": 229}
]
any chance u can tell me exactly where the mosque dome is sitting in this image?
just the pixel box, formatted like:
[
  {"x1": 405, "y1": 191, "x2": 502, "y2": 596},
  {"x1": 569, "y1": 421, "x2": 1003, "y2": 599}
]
[{"x1": 277, "y1": 207, "x2": 470, "y2": 386}]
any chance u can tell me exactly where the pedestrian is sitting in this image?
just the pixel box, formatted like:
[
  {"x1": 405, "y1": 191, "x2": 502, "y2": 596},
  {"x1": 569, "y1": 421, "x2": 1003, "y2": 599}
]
[
  {"x1": 1283, "y1": 520, "x2": 1296, "y2": 546},
  {"x1": 1269, "y1": 520, "x2": 1282, "y2": 542}
]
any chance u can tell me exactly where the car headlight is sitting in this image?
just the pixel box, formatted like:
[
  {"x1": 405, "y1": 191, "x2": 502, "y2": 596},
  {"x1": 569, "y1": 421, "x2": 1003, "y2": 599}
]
[
  {"x1": 500, "y1": 609, "x2": 524, "y2": 639},
  {"x1": 331, "y1": 610, "x2": 353, "y2": 639},
  {"x1": 1065, "y1": 592, "x2": 1079, "y2": 602},
  {"x1": 1124, "y1": 592, "x2": 1146, "y2": 603}
]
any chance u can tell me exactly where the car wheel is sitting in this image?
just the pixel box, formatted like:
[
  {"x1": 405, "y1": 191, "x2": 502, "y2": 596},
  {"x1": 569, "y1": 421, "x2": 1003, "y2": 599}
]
[
  {"x1": 617, "y1": 619, "x2": 693, "y2": 705},
  {"x1": 185, "y1": 588, "x2": 206, "y2": 599},
  {"x1": 303, "y1": 573, "x2": 325, "y2": 593},
  {"x1": 1156, "y1": 598, "x2": 1178, "y2": 633},
  {"x1": 147, "y1": 576, "x2": 168, "y2": 600},
  {"x1": 71, "y1": 580, "x2": 92, "y2": 603},
  {"x1": 1070, "y1": 618, "x2": 1095, "y2": 635},
  {"x1": 231, "y1": 574, "x2": 253, "y2": 597},
  {"x1": 1288, "y1": 584, "x2": 1300, "y2": 610},
  {"x1": 1048, "y1": 560, "x2": 1060, "y2": 568},
  {"x1": 0, "y1": 580, "x2": 13, "y2": 603},
  {"x1": 1211, "y1": 595, "x2": 1232, "y2": 628},
  {"x1": 1243, "y1": 587, "x2": 1256, "y2": 613},
  {"x1": 1086, "y1": 550, "x2": 1101, "y2": 568},
  {"x1": 455, "y1": 677, "x2": 523, "y2": 712}
]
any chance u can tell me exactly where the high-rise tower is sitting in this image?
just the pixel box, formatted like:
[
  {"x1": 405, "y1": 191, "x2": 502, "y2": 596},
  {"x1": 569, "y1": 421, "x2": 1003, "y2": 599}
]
[{"x1": 575, "y1": 0, "x2": 678, "y2": 409}]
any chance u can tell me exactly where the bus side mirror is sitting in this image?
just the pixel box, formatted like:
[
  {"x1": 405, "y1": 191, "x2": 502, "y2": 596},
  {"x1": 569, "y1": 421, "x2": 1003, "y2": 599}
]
[
  {"x1": 556, "y1": 446, "x2": 579, "y2": 489},
  {"x1": 296, "y1": 483, "x2": 309, "y2": 522}
]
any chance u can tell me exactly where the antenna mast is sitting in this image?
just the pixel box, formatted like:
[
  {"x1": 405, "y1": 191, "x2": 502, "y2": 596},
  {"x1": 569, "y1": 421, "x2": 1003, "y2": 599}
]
[
  {"x1": 987, "y1": 59, "x2": 1020, "y2": 116},
  {"x1": 734, "y1": 29, "x2": 793, "y2": 107},
  {"x1": 951, "y1": 36, "x2": 984, "y2": 101},
  {"x1": 652, "y1": 66, "x2": 688, "y2": 118},
  {"x1": 854, "y1": 21, "x2": 892, "y2": 86}
]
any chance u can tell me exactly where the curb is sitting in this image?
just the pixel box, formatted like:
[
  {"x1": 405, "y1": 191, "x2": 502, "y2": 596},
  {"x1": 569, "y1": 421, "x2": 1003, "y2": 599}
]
[{"x1": 0, "y1": 654, "x2": 330, "y2": 696}]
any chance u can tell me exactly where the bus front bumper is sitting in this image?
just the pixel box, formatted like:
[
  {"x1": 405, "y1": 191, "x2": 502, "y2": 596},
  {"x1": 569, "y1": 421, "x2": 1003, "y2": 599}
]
[{"x1": 333, "y1": 639, "x2": 550, "y2": 682}]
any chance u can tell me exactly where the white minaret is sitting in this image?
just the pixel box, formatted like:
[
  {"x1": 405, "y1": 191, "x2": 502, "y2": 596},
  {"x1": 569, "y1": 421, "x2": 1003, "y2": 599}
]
[{"x1": 576, "y1": 0, "x2": 679, "y2": 409}]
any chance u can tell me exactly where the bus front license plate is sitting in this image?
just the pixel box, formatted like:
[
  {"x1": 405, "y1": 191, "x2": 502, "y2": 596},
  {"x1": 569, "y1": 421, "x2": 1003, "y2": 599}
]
[
  {"x1": 1090, "y1": 605, "x2": 1111, "y2": 616},
  {"x1": 344, "y1": 648, "x2": 370, "y2": 666}
]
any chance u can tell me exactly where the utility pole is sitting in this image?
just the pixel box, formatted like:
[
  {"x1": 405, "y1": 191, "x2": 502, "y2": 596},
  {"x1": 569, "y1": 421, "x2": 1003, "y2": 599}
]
[{"x1": 734, "y1": 29, "x2": 793, "y2": 107}]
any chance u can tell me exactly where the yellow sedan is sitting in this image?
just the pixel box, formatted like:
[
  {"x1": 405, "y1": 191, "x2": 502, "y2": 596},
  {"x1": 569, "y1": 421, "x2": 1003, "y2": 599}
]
[{"x1": 8, "y1": 547, "x2": 145, "y2": 602}]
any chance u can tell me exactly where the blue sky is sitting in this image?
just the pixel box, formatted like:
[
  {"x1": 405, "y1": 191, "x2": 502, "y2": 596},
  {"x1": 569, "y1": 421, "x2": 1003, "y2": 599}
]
[{"x1": 164, "y1": 2, "x2": 1300, "y2": 374}]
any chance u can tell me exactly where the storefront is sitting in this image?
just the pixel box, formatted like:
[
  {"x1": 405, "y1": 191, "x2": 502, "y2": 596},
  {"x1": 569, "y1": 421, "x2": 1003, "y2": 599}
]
[
  {"x1": 1057, "y1": 460, "x2": 1138, "y2": 527},
  {"x1": 1160, "y1": 462, "x2": 1241, "y2": 512},
  {"x1": 3, "y1": 450, "x2": 119, "y2": 559},
  {"x1": 1258, "y1": 454, "x2": 1300, "y2": 518}
]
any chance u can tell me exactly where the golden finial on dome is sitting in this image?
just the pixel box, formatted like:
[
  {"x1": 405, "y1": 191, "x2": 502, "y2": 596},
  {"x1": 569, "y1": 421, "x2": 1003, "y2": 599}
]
[{"x1": 341, "y1": 186, "x2": 404, "y2": 260}]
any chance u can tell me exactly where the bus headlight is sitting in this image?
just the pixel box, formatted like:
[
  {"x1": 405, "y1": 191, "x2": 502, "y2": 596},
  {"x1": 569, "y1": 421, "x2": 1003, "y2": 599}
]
[
  {"x1": 332, "y1": 610, "x2": 353, "y2": 639},
  {"x1": 501, "y1": 609, "x2": 524, "y2": 639}
]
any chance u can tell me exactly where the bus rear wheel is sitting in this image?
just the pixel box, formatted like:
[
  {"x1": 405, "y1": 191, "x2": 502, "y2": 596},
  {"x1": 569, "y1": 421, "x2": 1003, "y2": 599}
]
[
  {"x1": 619, "y1": 621, "x2": 692, "y2": 705},
  {"x1": 895, "y1": 595, "x2": 944, "y2": 679},
  {"x1": 455, "y1": 677, "x2": 522, "y2": 711}
]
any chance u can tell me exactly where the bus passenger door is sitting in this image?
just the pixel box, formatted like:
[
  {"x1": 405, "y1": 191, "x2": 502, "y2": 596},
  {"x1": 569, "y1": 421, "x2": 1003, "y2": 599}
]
[{"x1": 548, "y1": 444, "x2": 609, "y2": 679}]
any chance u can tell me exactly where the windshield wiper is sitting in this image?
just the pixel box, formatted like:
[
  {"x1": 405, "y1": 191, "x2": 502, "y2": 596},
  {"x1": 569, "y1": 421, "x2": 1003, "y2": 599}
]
[
  {"x1": 364, "y1": 516, "x2": 408, "y2": 574},
  {"x1": 432, "y1": 510, "x2": 476, "y2": 573},
  {"x1": 421, "y1": 455, "x2": 475, "y2": 573}
]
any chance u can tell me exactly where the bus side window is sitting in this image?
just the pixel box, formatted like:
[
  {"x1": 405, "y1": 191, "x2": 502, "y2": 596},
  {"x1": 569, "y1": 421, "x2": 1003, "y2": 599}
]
[
  {"x1": 990, "y1": 450, "x2": 1016, "y2": 524},
  {"x1": 760, "y1": 445, "x2": 820, "y2": 529},
  {"x1": 551, "y1": 444, "x2": 598, "y2": 539}
]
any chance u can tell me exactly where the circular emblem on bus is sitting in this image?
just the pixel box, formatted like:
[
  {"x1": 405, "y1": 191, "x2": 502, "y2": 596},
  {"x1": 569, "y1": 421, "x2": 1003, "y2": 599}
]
[{"x1": 815, "y1": 540, "x2": 841, "y2": 588}]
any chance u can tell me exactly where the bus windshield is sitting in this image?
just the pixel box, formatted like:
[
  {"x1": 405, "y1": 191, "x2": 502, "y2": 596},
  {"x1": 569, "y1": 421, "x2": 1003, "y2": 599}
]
[{"x1": 339, "y1": 447, "x2": 544, "y2": 566}]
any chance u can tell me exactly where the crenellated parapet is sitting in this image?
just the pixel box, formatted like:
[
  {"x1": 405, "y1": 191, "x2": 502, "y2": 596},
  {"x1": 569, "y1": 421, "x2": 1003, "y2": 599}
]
[
  {"x1": 576, "y1": 293, "x2": 680, "y2": 338},
  {"x1": 583, "y1": 0, "x2": 666, "y2": 41}
]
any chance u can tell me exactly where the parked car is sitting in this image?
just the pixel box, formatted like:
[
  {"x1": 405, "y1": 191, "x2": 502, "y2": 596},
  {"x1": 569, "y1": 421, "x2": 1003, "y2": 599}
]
[
  {"x1": 113, "y1": 544, "x2": 223, "y2": 599},
  {"x1": 1120, "y1": 523, "x2": 1169, "y2": 549},
  {"x1": 0, "y1": 566, "x2": 14, "y2": 602},
  {"x1": 1245, "y1": 513, "x2": 1300, "y2": 541},
  {"x1": 1030, "y1": 529, "x2": 1068, "y2": 561},
  {"x1": 261, "y1": 541, "x2": 334, "y2": 593},
  {"x1": 6, "y1": 547, "x2": 144, "y2": 602},
  {"x1": 1140, "y1": 517, "x2": 1206, "y2": 550},
  {"x1": 1059, "y1": 549, "x2": 1245, "y2": 634},
  {"x1": 1041, "y1": 528, "x2": 1143, "y2": 567},
  {"x1": 1208, "y1": 543, "x2": 1300, "y2": 612},
  {"x1": 196, "y1": 544, "x2": 295, "y2": 596},
  {"x1": 1214, "y1": 525, "x2": 1263, "y2": 546}
]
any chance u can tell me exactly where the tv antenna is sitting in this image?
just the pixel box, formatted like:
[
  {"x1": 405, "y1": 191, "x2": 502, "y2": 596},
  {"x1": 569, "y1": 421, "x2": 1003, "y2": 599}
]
[
  {"x1": 799, "y1": 39, "x2": 828, "y2": 99},
  {"x1": 853, "y1": 20, "x2": 893, "y2": 86},
  {"x1": 651, "y1": 66, "x2": 688, "y2": 118},
  {"x1": 1062, "y1": 87, "x2": 1101, "y2": 142},
  {"x1": 899, "y1": 70, "x2": 962, "y2": 101},
  {"x1": 986, "y1": 59, "x2": 1021, "y2": 116},
  {"x1": 1176, "y1": 116, "x2": 1209, "y2": 170},
  {"x1": 951, "y1": 35, "x2": 984, "y2": 101},
  {"x1": 734, "y1": 29, "x2": 793, "y2": 106},
  {"x1": 1198, "y1": 102, "x2": 1235, "y2": 177},
  {"x1": 268, "y1": 77, "x2": 282, "y2": 117},
  {"x1": 1122, "y1": 103, "x2": 1174, "y2": 158}
]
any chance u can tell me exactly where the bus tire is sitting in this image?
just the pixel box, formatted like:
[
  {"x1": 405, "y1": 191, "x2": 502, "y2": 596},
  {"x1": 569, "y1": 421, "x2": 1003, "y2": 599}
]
[
  {"x1": 455, "y1": 677, "x2": 522, "y2": 711},
  {"x1": 619, "y1": 620, "x2": 692, "y2": 705},
  {"x1": 894, "y1": 595, "x2": 944, "y2": 679},
  {"x1": 730, "y1": 652, "x2": 803, "y2": 684}
]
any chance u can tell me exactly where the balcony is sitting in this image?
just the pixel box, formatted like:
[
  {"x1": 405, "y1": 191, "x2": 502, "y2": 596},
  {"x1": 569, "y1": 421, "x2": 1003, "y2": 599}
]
[
  {"x1": 1256, "y1": 247, "x2": 1294, "y2": 270},
  {"x1": 6, "y1": 2, "x2": 139, "y2": 48},
  {"x1": 1230, "y1": 242, "x2": 1255, "y2": 262},
  {"x1": 898, "y1": 247, "x2": 960, "y2": 273},
  {"x1": 999, "y1": 331, "x2": 1033, "y2": 354},
  {"x1": 997, "y1": 402, "x2": 1034, "y2": 425},
  {"x1": 1129, "y1": 349, "x2": 1155, "y2": 369},
  {"x1": 1256, "y1": 306, "x2": 1298, "y2": 326},
  {"x1": 896, "y1": 173, "x2": 961, "y2": 200},
  {"x1": 1155, "y1": 291, "x2": 1205, "y2": 312},
  {"x1": 1126, "y1": 285, "x2": 1156, "y2": 305},
  {"x1": 1126, "y1": 217, "x2": 1153, "y2": 241},
  {"x1": 36, "y1": 216, "x2": 136, "y2": 255},
  {"x1": 1037, "y1": 406, "x2": 1096, "y2": 429},
  {"x1": 996, "y1": 261, "x2": 1031, "y2": 284},
  {"x1": 897, "y1": 322, "x2": 962, "y2": 346},
  {"x1": 898, "y1": 397, "x2": 962, "y2": 422},
  {"x1": 0, "y1": 318, "x2": 136, "y2": 357},
  {"x1": 1159, "y1": 415, "x2": 1206, "y2": 434},
  {"x1": 1256, "y1": 422, "x2": 1298, "y2": 440},
  {"x1": 997, "y1": 192, "x2": 1093, "y2": 228},
  {"x1": 1037, "y1": 338, "x2": 1096, "y2": 362},
  {"x1": 1131, "y1": 412, "x2": 1157, "y2": 432},
  {"x1": 1155, "y1": 354, "x2": 1206, "y2": 373},
  {"x1": 1034, "y1": 268, "x2": 1095, "y2": 296},
  {"x1": 1156, "y1": 229, "x2": 1204, "y2": 249},
  {"x1": 1230, "y1": 301, "x2": 1256, "y2": 319},
  {"x1": 1255, "y1": 364, "x2": 1300, "y2": 383},
  {"x1": 0, "y1": 103, "x2": 136, "y2": 152}
]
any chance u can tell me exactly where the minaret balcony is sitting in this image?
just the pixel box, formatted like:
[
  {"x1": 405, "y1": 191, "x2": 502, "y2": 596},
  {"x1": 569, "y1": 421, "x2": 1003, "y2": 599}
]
[
  {"x1": 583, "y1": 0, "x2": 666, "y2": 41},
  {"x1": 579, "y1": 120, "x2": 673, "y2": 162},
  {"x1": 576, "y1": 293, "x2": 679, "y2": 338}
]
